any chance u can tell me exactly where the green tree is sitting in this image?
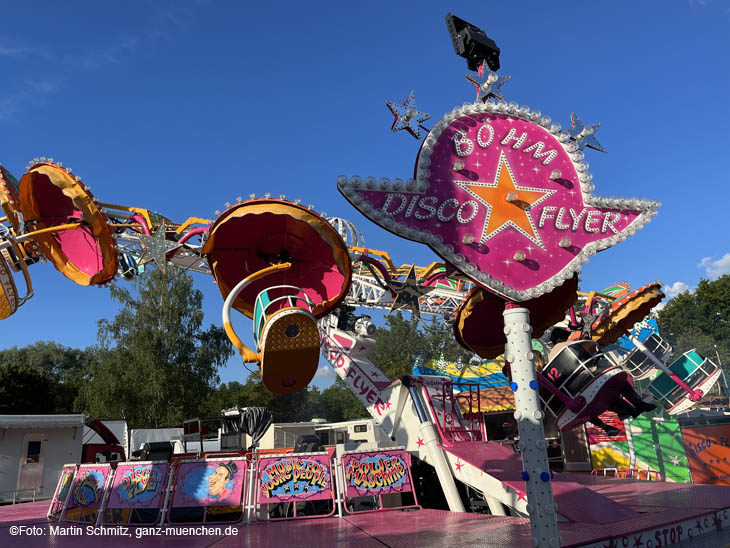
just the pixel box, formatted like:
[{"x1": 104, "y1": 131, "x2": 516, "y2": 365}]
[
  {"x1": 0, "y1": 341, "x2": 98, "y2": 413},
  {"x1": 317, "y1": 379, "x2": 368, "y2": 422},
  {"x1": 204, "y1": 374, "x2": 331, "y2": 423},
  {"x1": 0, "y1": 364, "x2": 55, "y2": 413},
  {"x1": 657, "y1": 274, "x2": 730, "y2": 376},
  {"x1": 77, "y1": 269, "x2": 233, "y2": 428},
  {"x1": 369, "y1": 312, "x2": 473, "y2": 380}
]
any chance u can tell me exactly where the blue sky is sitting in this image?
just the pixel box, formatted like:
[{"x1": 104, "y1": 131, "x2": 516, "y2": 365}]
[{"x1": 1, "y1": 1, "x2": 728, "y2": 390}]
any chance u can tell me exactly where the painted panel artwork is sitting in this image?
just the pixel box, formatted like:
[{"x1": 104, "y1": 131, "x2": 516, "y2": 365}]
[
  {"x1": 682, "y1": 424, "x2": 730, "y2": 485},
  {"x1": 587, "y1": 408, "x2": 691, "y2": 482},
  {"x1": 341, "y1": 450, "x2": 412, "y2": 497},
  {"x1": 172, "y1": 459, "x2": 246, "y2": 507},
  {"x1": 67, "y1": 466, "x2": 109, "y2": 510},
  {"x1": 107, "y1": 463, "x2": 169, "y2": 509},
  {"x1": 48, "y1": 465, "x2": 76, "y2": 517},
  {"x1": 257, "y1": 453, "x2": 332, "y2": 503}
]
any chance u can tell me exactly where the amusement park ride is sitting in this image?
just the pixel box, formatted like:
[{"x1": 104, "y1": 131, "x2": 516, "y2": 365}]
[{"x1": 2, "y1": 13, "x2": 730, "y2": 548}]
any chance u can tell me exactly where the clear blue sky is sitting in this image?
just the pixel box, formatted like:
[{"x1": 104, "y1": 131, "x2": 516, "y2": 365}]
[{"x1": 1, "y1": 1, "x2": 728, "y2": 389}]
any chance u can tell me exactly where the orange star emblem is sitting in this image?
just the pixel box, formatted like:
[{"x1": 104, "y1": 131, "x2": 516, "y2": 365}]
[{"x1": 456, "y1": 150, "x2": 554, "y2": 248}]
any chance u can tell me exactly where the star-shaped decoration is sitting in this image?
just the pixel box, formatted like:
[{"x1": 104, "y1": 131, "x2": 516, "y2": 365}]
[
  {"x1": 385, "y1": 401, "x2": 392, "y2": 409},
  {"x1": 516, "y1": 491, "x2": 527, "y2": 502},
  {"x1": 465, "y1": 70, "x2": 512, "y2": 102},
  {"x1": 567, "y1": 113, "x2": 607, "y2": 153},
  {"x1": 456, "y1": 150, "x2": 555, "y2": 248},
  {"x1": 388, "y1": 266, "x2": 433, "y2": 320},
  {"x1": 632, "y1": 534, "x2": 644, "y2": 547},
  {"x1": 136, "y1": 222, "x2": 183, "y2": 273},
  {"x1": 695, "y1": 518, "x2": 704, "y2": 532},
  {"x1": 668, "y1": 455, "x2": 681, "y2": 466},
  {"x1": 713, "y1": 514, "x2": 723, "y2": 528},
  {"x1": 416, "y1": 437, "x2": 425, "y2": 447},
  {"x1": 386, "y1": 91, "x2": 431, "y2": 139},
  {"x1": 455, "y1": 460, "x2": 464, "y2": 472}
]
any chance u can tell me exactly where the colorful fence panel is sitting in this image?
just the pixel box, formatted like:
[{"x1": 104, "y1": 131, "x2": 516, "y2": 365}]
[
  {"x1": 256, "y1": 452, "x2": 334, "y2": 520},
  {"x1": 62, "y1": 463, "x2": 112, "y2": 524},
  {"x1": 587, "y1": 408, "x2": 691, "y2": 482},
  {"x1": 681, "y1": 424, "x2": 730, "y2": 485},
  {"x1": 101, "y1": 461, "x2": 170, "y2": 525},
  {"x1": 47, "y1": 464, "x2": 77, "y2": 520},
  {"x1": 169, "y1": 457, "x2": 247, "y2": 524},
  {"x1": 629, "y1": 411, "x2": 691, "y2": 483},
  {"x1": 340, "y1": 448, "x2": 419, "y2": 514}
]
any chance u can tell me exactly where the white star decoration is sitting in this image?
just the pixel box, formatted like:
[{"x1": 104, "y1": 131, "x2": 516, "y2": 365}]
[
  {"x1": 465, "y1": 70, "x2": 512, "y2": 102},
  {"x1": 568, "y1": 113, "x2": 607, "y2": 153},
  {"x1": 137, "y1": 222, "x2": 182, "y2": 273},
  {"x1": 386, "y1": 91, "x2": 431, "y2": 139},
  {"x1": 668, "y1": 455, "x2": 681, "y2": 466}
]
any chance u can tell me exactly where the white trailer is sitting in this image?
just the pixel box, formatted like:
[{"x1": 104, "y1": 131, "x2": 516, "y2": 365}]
[{"x1": 0, "y1": 414, "x2": 84, "y2": 503}]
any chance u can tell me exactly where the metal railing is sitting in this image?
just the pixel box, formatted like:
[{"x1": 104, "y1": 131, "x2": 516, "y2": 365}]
[
  {"x1": 0, "y1": 488, "x2": 39, "y2": 504},
  {"x1": 591, "y1": 468, "x2": 664, "y2": 481}
]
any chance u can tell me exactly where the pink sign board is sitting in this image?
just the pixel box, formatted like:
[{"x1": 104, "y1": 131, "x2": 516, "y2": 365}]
[
  {"x1": 48, "y1": 464, "x2": 76, "y2": 517},
  {"x1": 257, "y1": 453, "x2": 332, "y2": 503},
  {"x1": 107, "y1": 462, "x2": 169, "y2": 509},
  {"x1": 172, "y1": 459, "x2": 246, "y2": 507},
  {"x1": 338, "y1": 102, "x2": 658, "y2": 301},
  {"x1": 341, "y1": 450, "x2": 412, "y2": 497},
  {"x1": 67, "y1": 465, "x2": 110, "y2": 510}
]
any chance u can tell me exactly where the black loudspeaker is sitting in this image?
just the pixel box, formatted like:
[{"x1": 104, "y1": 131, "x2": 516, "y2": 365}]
[{"x1": 139, "y1": 441, "x2": 174, "y2": 462}]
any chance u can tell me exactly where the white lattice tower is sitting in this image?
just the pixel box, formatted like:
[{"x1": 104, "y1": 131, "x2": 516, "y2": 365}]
[{"x1": 327, "y1": 217, "x2": 365, "y2": 248}]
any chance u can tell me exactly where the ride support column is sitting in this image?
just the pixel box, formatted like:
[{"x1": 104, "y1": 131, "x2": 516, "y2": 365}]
[
  {"x1": 503, "y1": 305, "x2": 561, "y2": 548},
  {"x1": 403, "y1": 378, "x2": 466, "y2": 513}
]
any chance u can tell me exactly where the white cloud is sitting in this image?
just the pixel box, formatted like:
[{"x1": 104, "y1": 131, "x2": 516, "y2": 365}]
[
  {"x1": 654, "y1": 281, "x2": 692, "y2": 311},
  {"x1": 312, "y1": 364, "x2": 336, "y2": 385},
  {"x1": 698, "y1": 253, "x2": 730, "y2": 279},
  {"x1": 0, "y1": 80, "x2": 61, "y2": 120},
  {"x1": 664, "y1": 281, "x2": 692, "y2": 299}
]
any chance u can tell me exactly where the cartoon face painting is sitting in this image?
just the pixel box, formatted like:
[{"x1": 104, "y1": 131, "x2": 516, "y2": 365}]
[
  {"x1": 208, "y1": 463, "x2": 237, "y2": 498},
  {"x1": 176, "y1": 460, "x2": 242, "y2": 507}
]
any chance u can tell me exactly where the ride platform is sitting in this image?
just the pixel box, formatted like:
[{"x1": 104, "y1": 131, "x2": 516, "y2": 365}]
[{"x1": 3, "y1": 477, "x2": 730, "y2": 548}]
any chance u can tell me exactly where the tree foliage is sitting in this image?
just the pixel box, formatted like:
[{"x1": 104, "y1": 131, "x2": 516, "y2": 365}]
[
  {"x1": 203, "y1": 375, "x2": 367, "y2": 423},
  {"x1": 657, "y1": 274, "x2": 730, "y2": 370},
  {"x1": 316, "y1": 379, "x2": 368, "y2": 422},
  {"x1": 0, "y1": 341, "x2": 97, "y2": 413},
  {"x1": 76, "y1": 269, "x2": 233, "y2": 428},
  {"x1": 370, "y1": 312, "x2": 474, "y2": 380}
]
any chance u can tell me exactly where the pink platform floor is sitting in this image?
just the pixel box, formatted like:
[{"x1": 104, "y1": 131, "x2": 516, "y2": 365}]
[{"x1": 4, "y1": 476, "x2": 730, "y2": 548}]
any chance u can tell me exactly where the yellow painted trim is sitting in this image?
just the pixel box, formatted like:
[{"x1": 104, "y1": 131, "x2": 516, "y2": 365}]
[
  {"x1": 222, "y1": 262, "x2": 292, "y2": 364},
  {"x1": 349, "y1": 246, "x2": 397, "y2": 272},
  {"x1": 24, "y1": 223, "x2": 82, "y2": 238},
  {"x1": 175, "y1": 217, "x2": 212, "y2": 234},
  {"x1": 419, "y1": 261, "x2": 446, "y2": 280},
  {"x1": 577, "y1": 290, "x2": 616, "y2": 301},
  {"x1": 98, "y1": 203, "x2": 155, "y2": 231}
]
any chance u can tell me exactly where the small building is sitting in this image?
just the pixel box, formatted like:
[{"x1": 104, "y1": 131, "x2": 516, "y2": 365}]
[{"x1": 0, "y1": 414, "x2": 85, "y2": 503}]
